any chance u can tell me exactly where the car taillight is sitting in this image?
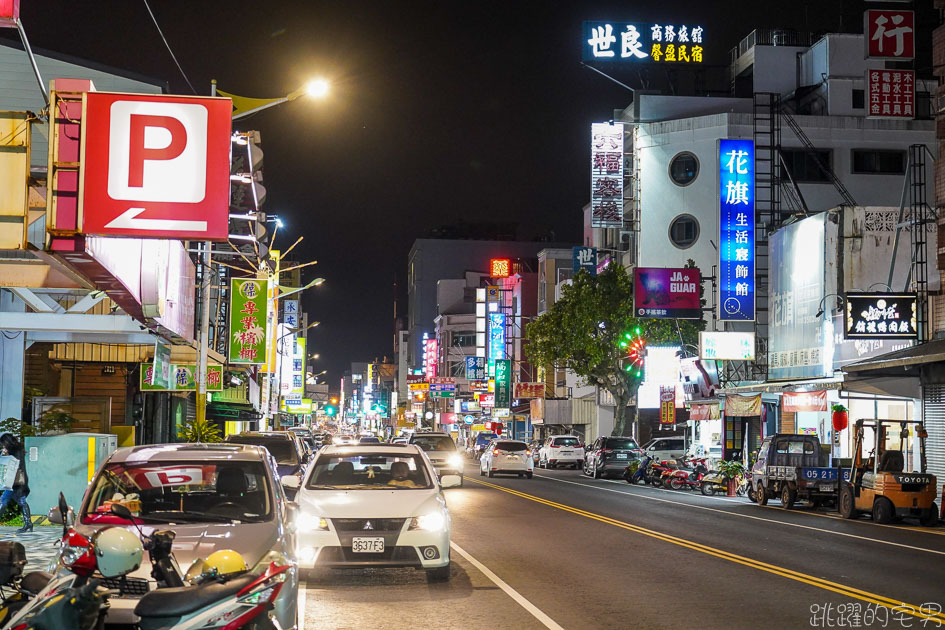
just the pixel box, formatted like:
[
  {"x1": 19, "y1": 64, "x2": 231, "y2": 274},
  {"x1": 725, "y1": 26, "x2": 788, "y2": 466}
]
[
  {"x1": 526, "y1": 450, "x2": 531, "y2": 456},
  {"x1": 493, "y1": 449, "x2": 499, "y2": 455},
  {"x1": 551, "y1": 444, "x2": 560, "y2": 448},
  {"x1": 601, "y1": 449, "x2": 612, "y2": 456}
]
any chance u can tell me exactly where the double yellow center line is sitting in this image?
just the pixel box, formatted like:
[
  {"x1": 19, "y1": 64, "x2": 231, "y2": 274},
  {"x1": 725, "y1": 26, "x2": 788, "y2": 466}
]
[{"x1": 466, "y1": 477, "x2": 945, "y2": 623}]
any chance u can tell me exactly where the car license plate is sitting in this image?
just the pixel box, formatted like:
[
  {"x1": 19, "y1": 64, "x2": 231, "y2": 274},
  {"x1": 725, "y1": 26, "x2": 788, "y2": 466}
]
[
  {"x1": 561, "y1": 450, "x2": 573, "y2": 455},
  {"x1": 352, "y1": 537, "x2": 384, "y2": 553},
  {"x1": 616, "y1": 453, "x2": 627, "y2": 459},
  {"x1": 506, "y1": 455, "x2": 518, "y2": 459}
]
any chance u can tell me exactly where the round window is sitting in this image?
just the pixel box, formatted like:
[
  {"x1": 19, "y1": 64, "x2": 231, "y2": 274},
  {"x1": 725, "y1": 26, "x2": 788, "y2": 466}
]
[
  {"x1": 669, "y1": 214, "x2": 699, "y2": 249},
  {"x1": 669, "y1": 152, "x2": 699, "y2": 186}
]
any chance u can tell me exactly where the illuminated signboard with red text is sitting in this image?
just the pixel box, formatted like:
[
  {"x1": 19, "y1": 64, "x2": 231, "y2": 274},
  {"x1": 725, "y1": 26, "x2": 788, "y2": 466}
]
[{"x1": 490, "y1": 258, "x2": 511, "y2": 278}]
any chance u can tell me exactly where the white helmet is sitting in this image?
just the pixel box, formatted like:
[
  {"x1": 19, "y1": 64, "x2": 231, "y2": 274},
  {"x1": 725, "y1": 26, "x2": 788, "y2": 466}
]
[{"x1": 92, "y1": 527, "x2": 143, "y2": 578}]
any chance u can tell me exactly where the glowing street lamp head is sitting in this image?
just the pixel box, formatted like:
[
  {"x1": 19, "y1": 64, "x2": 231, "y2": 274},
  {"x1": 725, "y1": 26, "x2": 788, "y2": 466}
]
[{"x1": 306, "y1": 78, "x2": 330, "y2": 99}]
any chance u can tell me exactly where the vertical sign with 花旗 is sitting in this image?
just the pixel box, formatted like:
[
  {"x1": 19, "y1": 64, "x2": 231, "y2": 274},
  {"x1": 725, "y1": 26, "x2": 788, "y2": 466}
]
[
  {"x1": 229, "y1": 278, "x2": 268, "y2": 364},
  {"x1": 590, "y1": 123, "x2": 624, "y2": 228},
  {"x1": 494, "y1": 359, "x2": 512, "y2": 410},
  {"x1": 718, "y1": 139, "x2": 755, "y2": 322}
]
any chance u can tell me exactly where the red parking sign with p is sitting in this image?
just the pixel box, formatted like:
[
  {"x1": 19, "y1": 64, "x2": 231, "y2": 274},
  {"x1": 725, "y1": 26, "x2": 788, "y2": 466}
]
[{"x1": 81, "y1": 93, "x2": 232, "y2": 240}]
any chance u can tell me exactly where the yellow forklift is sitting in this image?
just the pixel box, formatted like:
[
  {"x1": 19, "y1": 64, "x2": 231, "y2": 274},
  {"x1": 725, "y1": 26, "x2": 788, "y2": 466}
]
[{"x1": 839, "y1": 419, "x2": 938, "y2": 526}]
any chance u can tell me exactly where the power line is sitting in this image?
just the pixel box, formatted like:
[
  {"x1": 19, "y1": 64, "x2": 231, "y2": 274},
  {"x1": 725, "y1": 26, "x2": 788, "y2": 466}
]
[{"x1": 142, "y1": 0, "x2": 197, "y2": 95}]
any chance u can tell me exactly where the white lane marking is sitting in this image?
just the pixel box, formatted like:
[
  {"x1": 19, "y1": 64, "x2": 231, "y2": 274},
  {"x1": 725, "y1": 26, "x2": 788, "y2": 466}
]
[
  {"x1": 450, "y1": 541, "x2": 565, "y2": 630},
  {"x1": 533, "y1": 473, "x2": 945, "y2": 556},
  {"x1": 297, "y1": 576, "x2": 307, "y2": 630}
]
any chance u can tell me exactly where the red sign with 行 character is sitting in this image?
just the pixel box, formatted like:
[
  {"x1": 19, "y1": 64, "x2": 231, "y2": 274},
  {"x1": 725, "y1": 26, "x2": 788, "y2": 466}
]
[
  {"x1": 867, "y1": 69, "x2": 914, "y2": 119},
  {"x1": 865, "y1": 9, "x2": 914, "y2": 60},
  {"x1": 0, "y1": 0, "x2": 19, "y2": 26}
]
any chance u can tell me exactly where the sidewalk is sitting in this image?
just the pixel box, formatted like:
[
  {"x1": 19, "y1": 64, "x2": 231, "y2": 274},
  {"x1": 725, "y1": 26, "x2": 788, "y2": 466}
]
[{"x1": 0, "y1": 526, "x2": 62, "y2": 572}]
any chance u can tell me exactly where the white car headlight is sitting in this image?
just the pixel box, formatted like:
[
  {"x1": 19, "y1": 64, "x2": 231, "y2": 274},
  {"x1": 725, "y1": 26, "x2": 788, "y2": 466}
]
[
  {"x1": 448, "y1": 454, "x2": 464, "y2": 469},
  {"x1": 409, "y1": 512, "x2": 446, "y2": 532},
  {"x1": 297, "y1": 513, "x2": 329, "y2": 532}
]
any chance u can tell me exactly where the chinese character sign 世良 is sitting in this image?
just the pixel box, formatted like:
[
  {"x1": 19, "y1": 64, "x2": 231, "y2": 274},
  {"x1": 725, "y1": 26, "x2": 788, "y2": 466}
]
[
  {"x1": 590, "y1": 122, "x2": 624, "y2": 228},
  {"x1": 229, "y1": 278, "x2": 268, "y2": 364},
  {"x1": 583, "y1": 22, "x2": 705, "y2": 63},
  {"x1": 718, "y1": 139, "x2": 755, "y2": 322}
]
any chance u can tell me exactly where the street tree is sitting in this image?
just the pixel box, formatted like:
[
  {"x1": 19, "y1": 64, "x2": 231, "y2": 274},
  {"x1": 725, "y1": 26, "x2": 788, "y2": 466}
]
[{"x1": 525, "y1": 262, "x2": 705, "y2": 437}]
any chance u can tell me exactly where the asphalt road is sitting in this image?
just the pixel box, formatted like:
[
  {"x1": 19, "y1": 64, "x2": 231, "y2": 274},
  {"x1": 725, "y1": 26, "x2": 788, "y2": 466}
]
[{"x1": 300, "y1": 459, "x2": 945, "y2": 630}]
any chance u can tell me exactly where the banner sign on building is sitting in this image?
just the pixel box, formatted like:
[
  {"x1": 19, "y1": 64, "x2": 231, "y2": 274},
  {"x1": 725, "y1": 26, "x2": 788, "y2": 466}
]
[
  {"x1": 718, "y1": 139, "x2": 755, "y2": 322},
  {"x1": 783, "y1": 390, "x2": 828, "y2": 413},
  {"x1": 479, "y1": 393, "x2": 495, "y2": 408},
  {"x1": 573, "y1": 247, "x2": 598, "y2": 277},
  {"x1": 583, "y1": 22, "x2": 705, "y2": 63},
  {"x1": 466, "y1": 356, "x2": 486, "y2": 380},
  {"x1": 488, "y1": 313, "x2": 506, "y2": 361},
  {"x1": 229, "y1": 278, "x2": 268, "y2": 364},
  {"x1": 513, "y1": 382, "x2": 545, "y2": 399},
  {"x1": 430, "y1": 377, "x2": 456, "y2": 393},
  {"x1": 494, "y1": 359, "x2": 511, "y2": 409},
  {"x1": 530, "y1": 398, "x2": 545, "y2": 423},
  {"x1": 634, "y1": 267, "x2": 702, "y2": 319},
  {"x1": 659, "y1": 386, "x2": 676, "y2": 424},
  {"x1": 150, "y1": 338, "x2": 171, "y2": 389},
  {"x1": 590, "y1": 122, "x2": 624, "y2": 228},
  {"x1": 866, "y1": 69, "x2": 914, "y2": 119},
  {"x1": 468, "y1": 380, "x2": 488, "y2": 393},
  {"x1": 724, "y1": 394, "x2": 762, "y2": 417},
  {"x1": 844, "y1": 293, "x2": 917, "y2": 339},
  {"x1": 80, "y1": 93, "x2": 232, "y2": 240},
  {"x1": 141, "y1": 364, "x2": 222, "y2": 392},
  {"x1": 689, "y1": 403, "x2": 720, "y2": 421},
  {"x1": 699, "y1": 331, "x2": 755, "y2": 361},
  {"x1": 424, "y1": 338, "x2": 438, "y2": 381},
  {"x1": 864, "y1": 9, "x2": 914, "y2": 60}
]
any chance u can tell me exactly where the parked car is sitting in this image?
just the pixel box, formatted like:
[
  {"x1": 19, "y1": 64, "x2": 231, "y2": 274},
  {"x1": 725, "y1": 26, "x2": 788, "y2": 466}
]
[
  {"x1": 469, "y1": 432, "x2": 498, "y2": 459},
  {"x1": 753, "y1": 434, "x2": 848, "y2": 509},
  {"x1": 391, "y1": 437, "x2": 409, "y2": 445},
  {"x1": 225, "y1": 431, "x2": 308, "y2": 497},
  {"x1": 537, "y1": 435, "x2": 584, "y2": 469},
  {"x1": 409, "y1": 432, "x2": 464, "y2": 484},
  {"x1": 527, "y1": 440, "x2": 542, "y2": 465},
  {"x1": 480, "y1": 440, "x2": 534, "y2": 478},
  {"x1": 584, "y1": 436, "x2": 643, "y2": 478},
  {"x1": 640, "y1": 436, "x2": 687, "y2": 462},
  {"x1": 294, "y1": 444, "x2": 459, "y2": 581},
  {"x1": 74, "y1": 443, "x2": 299, "y2": 627},
  {"x1": 359, "y1": 436, "x2": 382, "y2": 444}
]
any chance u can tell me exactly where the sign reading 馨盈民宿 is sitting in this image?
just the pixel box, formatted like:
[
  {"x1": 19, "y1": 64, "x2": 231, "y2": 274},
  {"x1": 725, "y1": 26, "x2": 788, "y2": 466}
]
[
  {"x1": 718, "y1": 139, "x2": 755, "y2": 322},
  {"x1": 583, "y1": 22, "x2": 705, "y2": 63},
  {"x1": 844, "y1": 293, "x2": 917, "y2": 340}
]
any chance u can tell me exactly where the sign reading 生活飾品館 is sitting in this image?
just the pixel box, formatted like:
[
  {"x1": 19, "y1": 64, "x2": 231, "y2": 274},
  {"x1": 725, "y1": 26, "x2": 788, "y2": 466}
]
[
  {"x1": 590, "y1": 123, "x2": 624, "y2": 228},
  {"x1": 583, "y1": 22, "x2": 705, "y2": 63},
  {"x1": 718, "y1": 139, "x2": 755, "y2": 322},
  {"x1": 844, "y1": 293, "x2": 917, "y2": 340}
]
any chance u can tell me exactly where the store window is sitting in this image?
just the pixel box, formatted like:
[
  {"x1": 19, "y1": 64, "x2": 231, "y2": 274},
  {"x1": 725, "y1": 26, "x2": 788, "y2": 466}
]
[
  {"x1": 852, "y1": 89, "x2": 864, "y2": 110},
  {"x1": 669, "y1": 152, "x2": 699, "y2": 186},
  {"x1": 668, "y1": 214, "x2": 699, "y2": 249},
  {"x1": 781, "y1": 149, "x2": 832, "y2": 183}
]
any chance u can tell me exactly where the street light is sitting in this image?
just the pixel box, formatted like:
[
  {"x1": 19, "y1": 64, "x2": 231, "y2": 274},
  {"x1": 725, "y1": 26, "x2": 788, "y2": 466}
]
[
  {"x1": 308, "y1": 353, "x2": 320, "y2": 360},
  {"x1": 305, "y1": 78, "x2": 331, "y2": 99},
  {"x1": 273, "y1": 278, "x2": 325, "y2": 301},
  {"x1": 217, "y1": 78, "x2": 333, "y2": 121}
]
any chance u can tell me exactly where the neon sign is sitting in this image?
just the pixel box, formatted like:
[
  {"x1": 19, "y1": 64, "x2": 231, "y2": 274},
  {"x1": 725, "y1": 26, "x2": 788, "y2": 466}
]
[
  {"x1": 490, "y1": 258, "x2": 511, "y2": 278},
  {"x1": 488, "y1": 313, "x2": 506, "y2": 361},
  {"x1": 718, "y1": 139, "x2": 755, "y2": 322},
  {"x1": 583, "y1": 22, "x2": 705, "y2": 63}
]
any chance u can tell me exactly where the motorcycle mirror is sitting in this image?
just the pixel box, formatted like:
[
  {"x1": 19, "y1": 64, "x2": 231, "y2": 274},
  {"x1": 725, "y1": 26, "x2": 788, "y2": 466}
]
[
  {"x1": 58, "y1": 491, "x2": 70, "y2": 536},
  {"x1": 110, "y1": 503, "x2": 133, "y2": 520}
]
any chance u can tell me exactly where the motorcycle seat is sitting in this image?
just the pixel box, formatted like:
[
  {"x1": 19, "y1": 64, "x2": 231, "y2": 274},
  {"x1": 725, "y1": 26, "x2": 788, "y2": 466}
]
[
  {"x1": 133, "y1": 573, "x2": 257, "y2": 618},
  {"x1": 20, "y1": 571, "x2": 52, "y2": 594}
]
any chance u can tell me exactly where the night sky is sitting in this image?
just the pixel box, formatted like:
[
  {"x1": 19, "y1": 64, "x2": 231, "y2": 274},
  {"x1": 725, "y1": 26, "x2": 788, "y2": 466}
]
[{"x1": 18, "y1": 1, "x2": 844, "y2": 385}]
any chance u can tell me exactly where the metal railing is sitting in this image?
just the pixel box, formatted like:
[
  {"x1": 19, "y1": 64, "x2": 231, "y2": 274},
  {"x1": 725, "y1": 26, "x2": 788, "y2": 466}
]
[{"x1": 730, "y1": 29, "x2": 815, "y2": 64}]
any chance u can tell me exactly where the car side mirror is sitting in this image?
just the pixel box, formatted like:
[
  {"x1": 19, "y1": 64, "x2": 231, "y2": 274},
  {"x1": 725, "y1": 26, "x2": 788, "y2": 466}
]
[
  {"x1": 285, "y1": 502, "x2": 300, "y2": 533},
  {"x1": 47, "y1": 505, "x2": 74, "y2": 526},
  {"x1": 440, "y1": 474, "x2": 462, "y2": 489}
]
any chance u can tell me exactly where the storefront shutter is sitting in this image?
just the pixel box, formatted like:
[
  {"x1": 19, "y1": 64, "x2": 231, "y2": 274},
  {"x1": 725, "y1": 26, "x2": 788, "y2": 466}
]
[{"x1": 922, "y1": 384, "x2": 945, "y2": 486}]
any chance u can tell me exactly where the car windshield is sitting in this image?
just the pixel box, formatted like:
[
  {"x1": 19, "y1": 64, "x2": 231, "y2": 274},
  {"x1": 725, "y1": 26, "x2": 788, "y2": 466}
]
[
  {"x1": 554, "y1": 437, "x2": 581, "y2": 447},
  {"x1": 306, "y1": 453, "x2": 434, "y2": 490},
  {"x1": 476, "y1": 434, "x2": 497, "y2": 445},
  {"x1": 495, "y1": 441, "x2": 527, "y2": 452},
  {"x1": 606, "y1": 438, "x2": 640, "y2": 450},
  {"x1": 226, "y1": 437, "x2": 299, "y2": 465},
  {"x1": 82, "y1": 460, "x2": 273, "y2": 524},
  {"x1": 412, "y1": 435, "x2": 455, "y2": 451}
]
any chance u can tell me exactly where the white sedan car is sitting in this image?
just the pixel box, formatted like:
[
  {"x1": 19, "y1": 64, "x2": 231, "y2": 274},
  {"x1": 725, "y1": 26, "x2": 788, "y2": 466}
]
[
  {"x1": 295, "y1": 444, "x2": 459, "y2": 581},
  {"x1": 479, "y1": 439, "x2": 534, "y2": 478},
  {"x1": 538, "y1": 435, "x2": 585, "y2": 469}
]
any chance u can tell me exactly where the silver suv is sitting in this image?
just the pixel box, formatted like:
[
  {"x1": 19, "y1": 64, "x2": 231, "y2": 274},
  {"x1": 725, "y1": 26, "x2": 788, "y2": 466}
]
[{"x1": 409, "y1": 432, "x2": 464, "y2": 485}]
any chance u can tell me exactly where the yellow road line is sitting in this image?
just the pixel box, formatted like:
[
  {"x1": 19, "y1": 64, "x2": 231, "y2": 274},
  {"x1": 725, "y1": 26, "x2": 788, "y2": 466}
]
[{"x1": 464, "y1": 476, "x2": 945, "y2": 623}]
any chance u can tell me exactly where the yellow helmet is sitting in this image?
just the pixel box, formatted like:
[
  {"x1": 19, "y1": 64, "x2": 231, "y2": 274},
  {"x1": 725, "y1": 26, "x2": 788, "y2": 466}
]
[{"x1": 204, "y1": 549, "x2": 247, "y2": 576}]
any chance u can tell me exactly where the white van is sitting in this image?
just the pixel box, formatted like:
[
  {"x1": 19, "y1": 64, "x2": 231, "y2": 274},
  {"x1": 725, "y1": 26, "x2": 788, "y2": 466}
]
[{"x1": 641, "y1": 436, "x2": 687, "y2": 462}]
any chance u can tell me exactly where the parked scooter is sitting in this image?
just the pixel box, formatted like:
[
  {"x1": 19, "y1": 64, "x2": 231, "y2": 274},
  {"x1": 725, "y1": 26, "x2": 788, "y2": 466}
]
[
  {"x1": 0, "y1": 540, "x2": 56, "y2": 626},
  {"x1": 623, "y1": 455, "x2": 653, "y2": 485},
  {"x1": 661, "y1": 457, "x2": 709, "y2": 490},
  {"x1": 646, "y1": 459, "x2": 678, "y2": 486}
]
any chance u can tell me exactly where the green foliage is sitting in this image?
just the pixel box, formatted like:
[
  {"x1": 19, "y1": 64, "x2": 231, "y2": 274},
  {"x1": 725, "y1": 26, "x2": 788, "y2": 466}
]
[
  {"x1": 718, "y1": 459, "x2": 746, "y2": 479},
  {"x1": 178, "y1": 417, "x2": 223, "y2": 443},
  {"x1": 525, "y1": 262, "x2": 706, "y2": 435},
  {"x1": 0, "y1": 410, "x2": 74, "y2": 438},
  {"x1": 831, "y1": 404, "x2": 847, "y2": 413}
]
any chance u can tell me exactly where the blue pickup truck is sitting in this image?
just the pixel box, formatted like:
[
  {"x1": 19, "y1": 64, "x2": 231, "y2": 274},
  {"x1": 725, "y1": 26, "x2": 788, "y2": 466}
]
[{"x1": 751, "y1": 434, "x2": 849, "y2": 508}]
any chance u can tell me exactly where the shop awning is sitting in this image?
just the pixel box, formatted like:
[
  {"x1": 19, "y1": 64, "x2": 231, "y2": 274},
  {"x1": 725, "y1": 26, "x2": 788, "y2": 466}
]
[{"x1": 842, "y1": 339, "x2": 945, "y2": 377}]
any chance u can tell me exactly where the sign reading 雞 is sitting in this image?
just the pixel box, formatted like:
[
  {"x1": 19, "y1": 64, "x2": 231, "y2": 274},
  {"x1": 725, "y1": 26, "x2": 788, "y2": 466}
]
[
  {"x1": 81, "y1": 93, "x2": 232, "y2": 240},
  {"x1": 866, "y1": 69, "x2": 914, "y2": 119},
  {"x1": 718, "y1": 139, "x2": 755, "y2": 322},
  {"x1": 634, "y1": 267, "x2": 701, "y2": 319},
  {"x1": 583, "y1": 22, "x2": 704, "y2": 63},
  {"x1": 590, "y1": 123, "x2": 624, "y2": 228},
  {"x1": 844, "y1": 293, "x2": 917, "y2": 339}
]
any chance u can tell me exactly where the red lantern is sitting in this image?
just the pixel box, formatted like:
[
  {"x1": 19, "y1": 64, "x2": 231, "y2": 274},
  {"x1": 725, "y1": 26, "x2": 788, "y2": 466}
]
[{"x1": 832, "y1": 410, "x2": 848, "y2": 432}]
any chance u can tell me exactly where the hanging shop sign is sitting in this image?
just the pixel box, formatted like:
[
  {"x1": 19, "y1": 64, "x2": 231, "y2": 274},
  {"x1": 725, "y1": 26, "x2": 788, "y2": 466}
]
[
  {"x1": 513, "y1": 382, "x2": 545, "y2": 399},
  {"x1": 718, "y1": 139, "x2": 755, "y2": 322},
  {"x1": 468, "y1": 380, "x2": 489, "y2": 393},
  {"x1": 488, "y1": 313, "x2": 506, "y2": 361},
  {"x1": 494, "y1": 359, "x2": 512, "y2": 409},
  {"x1": 783, "y1": 390, "x2": 828, "y2": 413},
  {"x1": 465, "y1": 356, "x2": 486, "y2": 380},
  {"x1": 590, "y1": 122, "x2": 624, "y2": 228},
  {"x1": 0, "y1": 0, "x2": 20, "y2": 26},
  {"x1": 229, "y1": 278, "x2": 268, "y2": 364},
  {"x1": 573, "y1": 247, "x2": 598, "y2": 277},
  {"x1": 530, "y1": 398, "x2": 544, "y2": 423},
  {"x1": 689, "y1": 403, "x2": 720, "y2": 421},
  {"x1": 583, "y1": 22, "x2": 705, "y2": 63},
  {"x1": 150, "y1": 338, "x2": 171, "y2": 389},
  {"x1": 864, "y1": 9, "x2": 914, "y2": 60},
  {"x1": 724, "y1": 394, "x2": 761, "y2": 417},
  {"x1": 699, "y1": 331, "x2": 755, "y2": 361},
  {"x1": 479, "y1": 393, "x2": 495, "y2": 408},
  {"x1": 659, "y1": 386, "x2": 676, "y2": 424},
  {"x1": 866, "y1": 69, "x2": 915, "y2": 119},
  {"x1": 634, "y1": 267, "x2": 702, "y2": 319},
  {"x1": 424, "y1": 338, "x2": 438, "y2": 381},
  {"x1": 80, "y1": 93, "x2": 232, "y2": 240},
  {"x1": 844, "y1": 292, "x2": 917, "y2": 339},
  {"x1": 490, "y1": 258, "x2": 511, "y2": 278},
  {"x1": 140, "y1": 364, "x2": 222, "y2": 392}
]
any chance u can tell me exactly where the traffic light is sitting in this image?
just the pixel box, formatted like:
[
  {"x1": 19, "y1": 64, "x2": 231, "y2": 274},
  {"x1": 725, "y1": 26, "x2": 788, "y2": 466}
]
[{"x1": 324, "y1": 405, "x2": 336, "y2": 417}]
